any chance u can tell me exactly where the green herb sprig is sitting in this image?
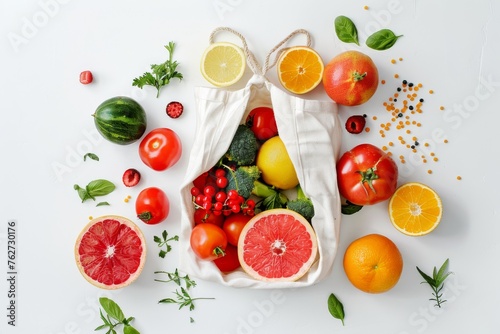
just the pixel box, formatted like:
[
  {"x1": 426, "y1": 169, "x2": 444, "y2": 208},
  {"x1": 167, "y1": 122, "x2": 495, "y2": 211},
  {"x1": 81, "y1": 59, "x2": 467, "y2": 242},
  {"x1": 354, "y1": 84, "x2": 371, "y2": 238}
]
[
  {"x1": 132, "y1": 41, "x2": 183, "y2": 98},
  {"x1": 74, "y1": 179, "x2": 115, "y2": 203},
  {"x1": 159, "y1": 287, "x2": 214, "y2": 311},
  {"x1": 416, "y1": 258, "x2": 453, "y2": 308},
  {"x1": 154, "y1": 230, "x2": 179, "y2": 258},
  {"x1": 95, "y1": 297, "x2": 140, "y2": 334},
  {"x1": 327, "y1": 293, "x2": 345, "y2": 326},
  {"x1": 154, "y1": 269, "x2": 196, "y2": 289}
]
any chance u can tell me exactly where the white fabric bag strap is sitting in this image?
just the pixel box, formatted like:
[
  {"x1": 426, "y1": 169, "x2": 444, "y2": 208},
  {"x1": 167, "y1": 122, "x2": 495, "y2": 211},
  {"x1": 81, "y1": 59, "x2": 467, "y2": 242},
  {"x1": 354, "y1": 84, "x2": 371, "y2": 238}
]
[{"x1": 262, "y1": 29, "x2": 312, "y2": 75}]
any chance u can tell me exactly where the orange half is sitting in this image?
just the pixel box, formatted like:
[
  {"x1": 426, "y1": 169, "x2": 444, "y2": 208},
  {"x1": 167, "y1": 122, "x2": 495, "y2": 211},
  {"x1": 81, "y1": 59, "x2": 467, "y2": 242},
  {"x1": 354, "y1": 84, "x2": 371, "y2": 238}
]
[
  {"x1": 277, "y1": 46, "x2": 324, "y2": 94},
  {"x1": 388, "y1": 182, "x2": 443, "y2": 236}
]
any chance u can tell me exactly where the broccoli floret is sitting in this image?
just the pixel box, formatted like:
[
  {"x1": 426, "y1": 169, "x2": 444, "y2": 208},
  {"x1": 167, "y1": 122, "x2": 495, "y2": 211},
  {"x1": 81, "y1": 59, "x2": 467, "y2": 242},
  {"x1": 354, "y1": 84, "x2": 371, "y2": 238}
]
[
  {"x1": 252, "y1": 180, "x2": 288, "y2": 210},
  {"x1": 226, "y1": 165, "x2": 261, "y2": 199},
  {"x1": 287, "y1": 185, "x2": 315, "y2": 223},
  {"x1": 226, "y1": 125, "x2": 259, "y2": 165}
]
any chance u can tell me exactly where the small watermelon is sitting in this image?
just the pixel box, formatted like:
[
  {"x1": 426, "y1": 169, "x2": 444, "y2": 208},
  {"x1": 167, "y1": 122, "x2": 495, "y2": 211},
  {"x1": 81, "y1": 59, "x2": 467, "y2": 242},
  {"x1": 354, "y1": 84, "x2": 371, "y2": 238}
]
[{"x1": 93, "y1": 96, "x2": 147, "y2": 145}]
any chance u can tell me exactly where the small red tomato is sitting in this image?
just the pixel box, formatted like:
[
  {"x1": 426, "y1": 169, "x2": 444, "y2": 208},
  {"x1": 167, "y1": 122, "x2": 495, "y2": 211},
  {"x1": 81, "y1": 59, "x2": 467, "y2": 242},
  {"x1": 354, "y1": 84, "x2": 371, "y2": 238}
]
[
  {"x1": 139, "y1": 128, "x2": 182, "y2": 171},
  {"x1": 79, "y1": 70, "x2": 93, "y2": 84},
  {"x1": 222, "y1": 213, "x2": 251, "y2": 246},
  {"x1": 213, "y1": 244, "x2": 240, "y2": 272},
  {"x1": 337, "y1": 143, "x2": 398, "y2": 206},
  {"x1": 194, "y1": 208, "x2": 225, "y2": 227},
  {"x1": 246, "y1": 107, "x2": 278, "y2": 141},
  {"x1": 190, "y1": 223, "x2": 227, "y2": 260},
  {"x1": 122, "y1": 168, "x2": 141, "y2": 187},
  {"x1": 345, "y1": 115, "x2": 367, "y2": 134},
  {"x1": 136, "y1": 187, "x2": 170, "y2": 225}
]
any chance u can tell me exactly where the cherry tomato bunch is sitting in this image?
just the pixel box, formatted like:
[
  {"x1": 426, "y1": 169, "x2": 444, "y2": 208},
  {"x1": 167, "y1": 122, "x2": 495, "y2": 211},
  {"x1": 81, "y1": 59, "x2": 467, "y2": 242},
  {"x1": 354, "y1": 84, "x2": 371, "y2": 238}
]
[
  {"x1": 190, "y1": 168, "x2": 256, "y2": 217},
  {"x1": 189, "y1": 167, "x2": 257, "y2": 272}
]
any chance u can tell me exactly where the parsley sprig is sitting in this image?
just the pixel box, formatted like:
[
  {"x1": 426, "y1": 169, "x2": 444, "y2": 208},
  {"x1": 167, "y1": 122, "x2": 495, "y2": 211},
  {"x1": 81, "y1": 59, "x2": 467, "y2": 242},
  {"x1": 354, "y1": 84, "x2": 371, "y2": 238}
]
[
  {"x1": 132, "y1": 41, "x2": 183, "y2": 98},
  {"x1": 416, "y1": 258, "x2": 453, "y2": 308},
  {"x1": 153, "y1": 230, "x2": 179, "y2": 258}
]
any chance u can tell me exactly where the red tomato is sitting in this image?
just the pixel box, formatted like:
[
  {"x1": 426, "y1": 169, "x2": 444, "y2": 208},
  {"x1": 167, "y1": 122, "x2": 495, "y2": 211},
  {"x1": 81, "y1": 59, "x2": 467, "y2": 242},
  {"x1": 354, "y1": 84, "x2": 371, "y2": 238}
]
[
  {"x1": 323, "y1": 51, "x2": 379, "y2": 106},
  {"x1": 337, "y1": 143, "x2": 398, "y2": 206},
  {"x1": 136, "y1": 187, "x2": 170, "y2": 224},
  {"x1": 79, "y1": 70, "x2": 93, "y2": 84},
  {"x1": 194, "y1": 208, "x2": 225, "y2": 227},
  {"x1": 246, "y1": 107, "x2": 278, "y2": 141},
  {"x1": 222, "y1": 213, "x2": 251, "y2": 246},
  {"x1": 213, "y1": 244, "x2": 240, "y2": 272},
  {"x1": 190, "y1": 223, "x2": 227, "y2": 260},
  {"x1": 139, "y1": 128, "x2": 182, "y2": 171}
]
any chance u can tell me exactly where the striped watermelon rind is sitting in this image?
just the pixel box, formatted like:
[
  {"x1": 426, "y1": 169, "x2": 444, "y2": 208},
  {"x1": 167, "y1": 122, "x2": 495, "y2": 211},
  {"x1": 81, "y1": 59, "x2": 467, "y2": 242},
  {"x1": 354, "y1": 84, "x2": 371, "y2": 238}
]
[{"x1": 93, "y1": 96, "x2": 147, "y2": 145}]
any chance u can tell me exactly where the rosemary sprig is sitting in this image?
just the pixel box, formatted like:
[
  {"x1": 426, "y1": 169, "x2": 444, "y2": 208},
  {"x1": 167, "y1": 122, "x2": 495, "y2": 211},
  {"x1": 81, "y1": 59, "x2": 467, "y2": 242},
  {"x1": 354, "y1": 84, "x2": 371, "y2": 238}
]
[{"x1": 416, "y1": 258, "x2": 453, "y2": 308}]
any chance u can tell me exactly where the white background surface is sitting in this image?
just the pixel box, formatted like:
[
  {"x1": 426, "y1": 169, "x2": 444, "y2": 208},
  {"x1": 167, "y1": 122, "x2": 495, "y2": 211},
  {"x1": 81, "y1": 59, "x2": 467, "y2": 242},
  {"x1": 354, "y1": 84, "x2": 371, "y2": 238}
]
[{"x1": 1, "y1": 0, "x2": 499, "y2": 333}]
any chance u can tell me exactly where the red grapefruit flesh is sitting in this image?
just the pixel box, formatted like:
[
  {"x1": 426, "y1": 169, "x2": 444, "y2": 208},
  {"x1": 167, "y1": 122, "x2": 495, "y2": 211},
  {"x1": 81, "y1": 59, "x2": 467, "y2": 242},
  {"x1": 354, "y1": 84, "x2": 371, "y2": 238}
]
[
  {"x1": 74, "y1": 215, "x2": 146, "y2": 289},
  {"x1": 238, "y1": 209, "x2": 318, "y2": 282}
]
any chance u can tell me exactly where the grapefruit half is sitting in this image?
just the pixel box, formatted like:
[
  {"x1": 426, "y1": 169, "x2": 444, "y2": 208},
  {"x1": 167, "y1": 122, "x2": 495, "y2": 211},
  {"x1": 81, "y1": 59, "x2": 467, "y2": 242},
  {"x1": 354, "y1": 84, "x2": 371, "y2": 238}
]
[
  {"x1": 74, "y1": 215, "x2": 146, "y2": 289},
  {"x1": 238, "y1": 209, "x2": 318, "y2": 282}
]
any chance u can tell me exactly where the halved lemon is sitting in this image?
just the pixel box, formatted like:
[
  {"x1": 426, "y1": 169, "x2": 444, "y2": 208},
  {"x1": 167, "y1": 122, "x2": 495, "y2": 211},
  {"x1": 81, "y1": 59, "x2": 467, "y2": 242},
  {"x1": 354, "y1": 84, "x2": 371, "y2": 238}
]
[
  {"x1": 388, "y1": 182, "x2": 443, "y2": 236},
  {"x1": 277, "y1": 46, "x2": 324, "y2": 94},
  {"x1": 200, "y1": 42, "x2": 246, "y2": 87}
]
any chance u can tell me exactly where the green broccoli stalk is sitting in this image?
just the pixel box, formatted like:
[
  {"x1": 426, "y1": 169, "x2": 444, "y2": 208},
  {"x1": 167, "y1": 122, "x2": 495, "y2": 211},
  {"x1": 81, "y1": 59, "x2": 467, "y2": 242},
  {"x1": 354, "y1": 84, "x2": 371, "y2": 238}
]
[
  {"x1": 225, "y1": 165, "x2": 261, "y2": 199},
  {"x1": 226, "y1": 125, "x2": 259, "y2": 166},
  {"x1": 287, "y1": 185, "x2": 315, "y2": 223},
  {"x1": 252, "y1": 180, "x2": 288, "y2": 210}
]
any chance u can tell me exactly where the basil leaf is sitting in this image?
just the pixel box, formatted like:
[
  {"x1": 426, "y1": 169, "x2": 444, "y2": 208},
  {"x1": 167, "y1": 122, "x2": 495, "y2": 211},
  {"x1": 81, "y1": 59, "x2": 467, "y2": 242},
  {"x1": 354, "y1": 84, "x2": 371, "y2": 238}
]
[
  {"x1": 366, "y1": 29, "x2": 403, "y2": 50},
  {"x1": 83, "y1": 152, "x2": 99, "y2": 161},
  {"x1": 86, "y1": 179, "x2": 116, "y2": 197},
  {"x1": 99, "y1": 297, "x2": 125, "y2": 322},
  {"x1": 124, "y1": 325, "x2": 140, "y2": 334},
  {"x1": 327, "y1": 293, "x2": 345, "y2": 326},
  {"x1": 96, "y1": 201, "x2": 110, "y2": 207},
  {"x1": 73, "y1": 184, "x2": 91, "y2": 202},
  {"x1": 341, "y1": 201, "x2": 363, "y2": 215},
  {"x1": 334, "y1": 16, "x2": 359, "y2": 45}
]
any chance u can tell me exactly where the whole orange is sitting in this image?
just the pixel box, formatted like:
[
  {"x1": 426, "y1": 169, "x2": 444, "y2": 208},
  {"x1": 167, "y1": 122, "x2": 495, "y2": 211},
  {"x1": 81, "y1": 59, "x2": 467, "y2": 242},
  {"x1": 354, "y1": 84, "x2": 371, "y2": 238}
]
[
  {"x1": 322, "y1": 50, "x2": 379, "y2": 106},
  {"x1": 343, "y1": 233, "x2": 403, "y2": 293}
]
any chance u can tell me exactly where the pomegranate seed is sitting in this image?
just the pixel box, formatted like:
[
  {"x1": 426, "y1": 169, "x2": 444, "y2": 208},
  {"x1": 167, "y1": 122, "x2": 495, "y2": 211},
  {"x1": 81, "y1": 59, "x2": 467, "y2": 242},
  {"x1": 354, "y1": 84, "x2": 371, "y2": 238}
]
[
  {"x1": 166, "y1": 101, "x2": 184, "y2": 118},
  {"x1": 79, "y1": 70, "x2": 93, "y2": 84},
  {"x1": 122, "y1": 168, "x2": 141, "y2": 187}
]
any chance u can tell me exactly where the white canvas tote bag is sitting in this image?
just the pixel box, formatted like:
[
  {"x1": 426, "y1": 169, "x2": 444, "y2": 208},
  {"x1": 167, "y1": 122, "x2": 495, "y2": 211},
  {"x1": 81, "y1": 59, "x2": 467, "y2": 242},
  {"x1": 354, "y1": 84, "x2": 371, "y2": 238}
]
[{"x1": 179, "y1": 27, "x2": 342, "y2": 288}]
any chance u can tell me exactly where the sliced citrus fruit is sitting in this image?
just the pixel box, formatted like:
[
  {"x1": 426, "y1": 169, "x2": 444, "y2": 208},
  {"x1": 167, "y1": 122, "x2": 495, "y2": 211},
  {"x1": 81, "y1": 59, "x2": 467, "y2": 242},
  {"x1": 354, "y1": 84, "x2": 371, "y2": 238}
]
[
  {"x1": 277, "y1": 46, "x2": 324, "y2": 94},
  {"x1": 238, "y1": 209, "x2": 318, "y2": 282},
  {"x1": 200, "y1": 42, "x2": 246, "y2": 87},
  {"x1": 256, "y1": 136, "x2": 299, "y2": 190},
  {"x1": 388, "y1": 182, "x2": 443, "y2": 236},
  {"x1": 343, "y1": 233, "x2": 403, "y2": 293},
  {"x1": 74, "y1": 215, "x2": 146, "y2": 289}
]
